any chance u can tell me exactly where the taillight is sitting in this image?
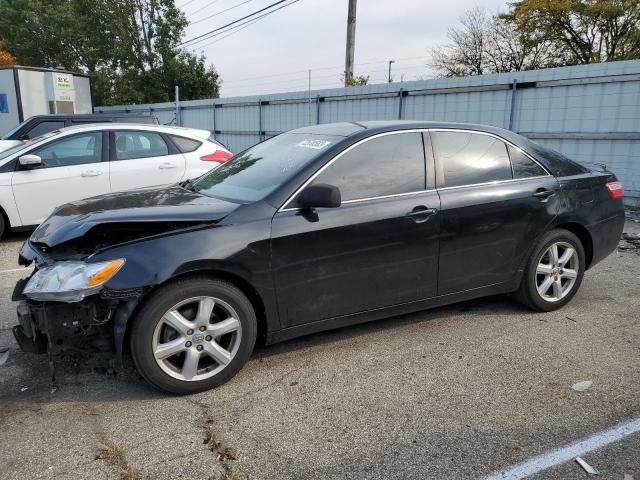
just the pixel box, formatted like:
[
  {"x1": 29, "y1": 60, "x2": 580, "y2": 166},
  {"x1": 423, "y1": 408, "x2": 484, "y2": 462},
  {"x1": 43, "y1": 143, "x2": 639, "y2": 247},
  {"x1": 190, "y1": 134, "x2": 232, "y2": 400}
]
[
  {"x1": 200, "y1": 150, "x2": 232, "y2": 164},
  {"x1": 605, "y1": 181, "x2": 624, "y2": 200}
]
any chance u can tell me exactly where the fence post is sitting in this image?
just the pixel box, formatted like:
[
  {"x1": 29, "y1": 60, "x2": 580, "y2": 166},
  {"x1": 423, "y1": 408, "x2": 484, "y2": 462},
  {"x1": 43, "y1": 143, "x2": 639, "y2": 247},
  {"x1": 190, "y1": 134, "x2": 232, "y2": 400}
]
[
  {"x1": 398, "y1": 88, "x2": 404, "y2": 120},
  {"x1": 316, "y1": 95, "x2": 321, "y2": 124},
  {"x1": 508, "y1": 79, "x2": 517, "y2": 131},
  {"x1": 174, "y1": 85, "x2": 180, "y2": 126},
  {"x1": 258, "y1": 99, "x2": 263, "y2": 141},
  {"x1": 212, "y1": 103, "x2": 216, "y2": 140}
]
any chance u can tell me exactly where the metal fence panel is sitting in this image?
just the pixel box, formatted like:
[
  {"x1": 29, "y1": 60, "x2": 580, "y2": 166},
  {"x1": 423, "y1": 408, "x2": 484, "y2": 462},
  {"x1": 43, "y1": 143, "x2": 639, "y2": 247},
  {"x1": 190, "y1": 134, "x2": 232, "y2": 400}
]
[{"x1": 97, "y1": 59, "x2": 640, "y2": 203}]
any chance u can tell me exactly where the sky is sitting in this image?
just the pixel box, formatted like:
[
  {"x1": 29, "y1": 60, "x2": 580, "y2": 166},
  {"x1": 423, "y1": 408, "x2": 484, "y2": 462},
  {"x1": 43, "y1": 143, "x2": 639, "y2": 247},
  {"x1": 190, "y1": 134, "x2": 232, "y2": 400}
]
[{"x1": 176, "y1": 0, "x2": 508, "y2": 97}]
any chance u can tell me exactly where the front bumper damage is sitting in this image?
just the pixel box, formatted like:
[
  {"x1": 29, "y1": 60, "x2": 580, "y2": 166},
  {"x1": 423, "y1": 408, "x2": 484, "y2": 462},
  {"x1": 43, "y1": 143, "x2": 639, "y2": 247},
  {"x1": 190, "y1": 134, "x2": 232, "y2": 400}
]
[{"x1": 12, "y1": 241, "x2": 143, "y2": 366}]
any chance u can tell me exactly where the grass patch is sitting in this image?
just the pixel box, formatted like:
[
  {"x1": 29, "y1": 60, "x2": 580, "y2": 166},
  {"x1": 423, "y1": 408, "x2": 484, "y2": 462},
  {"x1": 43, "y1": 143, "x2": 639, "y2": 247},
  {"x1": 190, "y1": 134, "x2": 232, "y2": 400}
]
[{"x1": 97, "y1": 443, "x2": 139, "y2": 480}]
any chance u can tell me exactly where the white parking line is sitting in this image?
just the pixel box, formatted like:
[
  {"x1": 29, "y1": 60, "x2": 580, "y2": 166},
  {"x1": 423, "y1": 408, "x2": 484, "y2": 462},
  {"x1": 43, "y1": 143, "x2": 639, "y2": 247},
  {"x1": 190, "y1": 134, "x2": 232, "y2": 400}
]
[
  {"x1": 484, "y1": 416, "x2": 640, "y2": 479},
  {"x1": 0, "y1": 267, "x2": 32, "y2": 275}
]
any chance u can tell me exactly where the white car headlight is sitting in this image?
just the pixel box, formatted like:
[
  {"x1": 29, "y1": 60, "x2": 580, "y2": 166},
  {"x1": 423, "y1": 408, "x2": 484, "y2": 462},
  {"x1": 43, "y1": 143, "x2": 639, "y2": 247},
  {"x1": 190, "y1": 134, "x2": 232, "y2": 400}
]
[{"x1": 23, "y1": 259, "x2": 125, "y2": 303}]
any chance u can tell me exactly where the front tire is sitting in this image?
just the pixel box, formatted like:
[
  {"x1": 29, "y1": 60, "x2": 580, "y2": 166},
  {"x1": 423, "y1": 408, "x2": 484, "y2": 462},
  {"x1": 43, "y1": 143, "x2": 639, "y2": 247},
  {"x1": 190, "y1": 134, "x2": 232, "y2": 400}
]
[
  {"x1": 130, "y1": 277, "x2": 257, "y2": 395},
  {"x1": 516, "y1": 229, "x2": 585, "y2": 312}
]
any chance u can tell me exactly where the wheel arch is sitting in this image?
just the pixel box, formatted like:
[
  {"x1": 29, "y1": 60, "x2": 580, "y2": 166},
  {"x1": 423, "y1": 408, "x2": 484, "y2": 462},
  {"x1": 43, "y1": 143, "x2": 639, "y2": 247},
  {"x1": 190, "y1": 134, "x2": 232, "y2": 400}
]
[
  {"x1": 121, "y1": 269, "x2": 270, "y2": 360},
  {"x1": 552, "y1": 221, "x2": 594, "y2": 269}
]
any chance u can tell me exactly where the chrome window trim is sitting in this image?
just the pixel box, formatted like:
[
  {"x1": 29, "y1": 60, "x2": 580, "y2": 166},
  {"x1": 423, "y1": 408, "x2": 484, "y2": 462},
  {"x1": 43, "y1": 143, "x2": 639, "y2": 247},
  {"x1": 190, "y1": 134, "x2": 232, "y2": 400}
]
[
  {"x1": 436, "y1": 175, "x2": 551, "y2": 191},
  {"x1": 278, "y1": 127, "x2": 553, "y2": 213}
]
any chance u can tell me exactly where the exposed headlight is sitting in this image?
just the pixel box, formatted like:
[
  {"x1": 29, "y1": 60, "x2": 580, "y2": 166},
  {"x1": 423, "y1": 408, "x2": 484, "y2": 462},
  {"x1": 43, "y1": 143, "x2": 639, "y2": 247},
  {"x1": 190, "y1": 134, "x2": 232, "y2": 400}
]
[{"x1": 23, "y1": 259, "x2": 125, "y2": 303}]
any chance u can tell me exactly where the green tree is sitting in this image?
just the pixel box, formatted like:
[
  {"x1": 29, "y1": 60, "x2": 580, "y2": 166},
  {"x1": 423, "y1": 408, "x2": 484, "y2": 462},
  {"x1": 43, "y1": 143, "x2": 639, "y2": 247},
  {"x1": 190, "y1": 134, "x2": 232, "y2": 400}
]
[
  {"x1": 510, "y1": 0, "x2": 640, "y2": 64},
  {"x1": 0, "y1": 0, "x2": 221, "y2": 106},
  {"x1": 341, "y1": 72, "x2": 370, "y2": 86}
]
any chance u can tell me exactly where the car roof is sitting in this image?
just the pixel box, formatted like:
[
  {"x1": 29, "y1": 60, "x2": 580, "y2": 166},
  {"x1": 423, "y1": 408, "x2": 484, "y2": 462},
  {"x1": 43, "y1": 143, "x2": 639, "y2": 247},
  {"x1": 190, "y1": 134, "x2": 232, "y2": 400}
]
[
  {"x1": 50, "y1": 123, "x2": 211, "y2": 137},
  {"x1": 289, "y1": 120, "x2": 516, "y2": 138},
  {"x1": 26, "y1": 113, "x2": 156, "y2": 120}
]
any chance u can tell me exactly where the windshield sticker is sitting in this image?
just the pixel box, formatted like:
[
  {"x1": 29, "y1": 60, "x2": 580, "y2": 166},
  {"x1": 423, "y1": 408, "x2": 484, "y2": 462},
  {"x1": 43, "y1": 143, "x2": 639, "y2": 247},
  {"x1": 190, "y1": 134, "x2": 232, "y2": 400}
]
[{"x1": 297, "y1": 139, "x2": 331, "y2": 150}]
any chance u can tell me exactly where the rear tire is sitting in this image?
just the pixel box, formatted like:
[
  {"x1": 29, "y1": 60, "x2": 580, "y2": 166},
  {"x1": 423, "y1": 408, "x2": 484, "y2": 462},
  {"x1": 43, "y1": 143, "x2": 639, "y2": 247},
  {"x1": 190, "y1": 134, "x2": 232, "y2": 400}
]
[
  {"x1": 516, "y1": 229, "x2": 585, "y2": 312},
  {"x1": 0, "y1": 214, "x2": 5, "y2": 239},
  {"x1": 130, "y1": 277, "x2": 257, "y2": 395}
]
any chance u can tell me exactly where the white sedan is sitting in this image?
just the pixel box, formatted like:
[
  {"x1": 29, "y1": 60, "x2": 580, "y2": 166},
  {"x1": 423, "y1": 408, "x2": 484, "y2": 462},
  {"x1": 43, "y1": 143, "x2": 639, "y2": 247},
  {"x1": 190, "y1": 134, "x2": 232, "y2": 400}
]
[{"x1": 0, "y1": 124, "x2": 232, "y2": 237}]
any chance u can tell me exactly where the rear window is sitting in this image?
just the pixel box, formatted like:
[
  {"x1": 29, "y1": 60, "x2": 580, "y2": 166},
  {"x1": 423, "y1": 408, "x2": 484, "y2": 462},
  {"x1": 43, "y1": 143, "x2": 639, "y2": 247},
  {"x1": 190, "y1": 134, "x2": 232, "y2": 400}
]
[
  {"x1": 169, "y1": 135, "x2": 202, "y2": 153},
  {"x1": 431, "y1": 131, "x2": 512, "y2": 187}
]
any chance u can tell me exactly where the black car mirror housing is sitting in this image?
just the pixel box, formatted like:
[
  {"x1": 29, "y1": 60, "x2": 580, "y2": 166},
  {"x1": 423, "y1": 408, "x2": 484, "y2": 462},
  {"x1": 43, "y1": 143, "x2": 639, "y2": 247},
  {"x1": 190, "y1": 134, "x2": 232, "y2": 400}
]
[{"x1": 298, "y1": 184, "x2": 341, "y2": 209}]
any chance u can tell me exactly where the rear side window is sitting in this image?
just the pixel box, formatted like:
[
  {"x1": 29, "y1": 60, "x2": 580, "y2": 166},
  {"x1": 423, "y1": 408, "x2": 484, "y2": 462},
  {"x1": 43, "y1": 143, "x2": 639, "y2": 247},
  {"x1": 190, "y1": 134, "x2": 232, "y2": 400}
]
[
  {"x1": 508, "y1": 145, "x2": 547, "y2": 178},
  {"x1": 25, "y1": 121, "x2": 65, "y2": 139},
  {"x1": 309, "y1": 132, "x2": 426, "y2": 202},
  {"x1": 169, "y1": 135, "x2": 202, "y2": 153},
  {"x1": 114, "y1": 131, "x2": 169, "y2": 160},
  {"x1": 431, "y1": 131, "x2": 512, "y2": 188}
]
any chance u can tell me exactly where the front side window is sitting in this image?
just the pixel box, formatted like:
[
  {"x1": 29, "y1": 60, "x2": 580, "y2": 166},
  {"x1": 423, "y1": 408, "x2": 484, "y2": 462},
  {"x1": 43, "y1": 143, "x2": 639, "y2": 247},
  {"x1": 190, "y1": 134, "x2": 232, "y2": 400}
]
[
  {"x1": 31, "y1": 132, "x2": 102, "y2": 168},
  {"x1": 307, "y1": 132, "x2": 426, "y2": 202},
  {"x1": 508, "y1": 145, "x2": 547, "y2": 178},
  {"x1": 431, "y1": 131, "x2": 512, "y2": 188},
  {"x1": 193, "y1": 133, "x2": 340, "y2": 203},
  {"x1": 25, "y1": 121, "x2": 65, "y2": 139},
  {"x1": 114, "y1": 131, "x2": 169, "y2": 160}
]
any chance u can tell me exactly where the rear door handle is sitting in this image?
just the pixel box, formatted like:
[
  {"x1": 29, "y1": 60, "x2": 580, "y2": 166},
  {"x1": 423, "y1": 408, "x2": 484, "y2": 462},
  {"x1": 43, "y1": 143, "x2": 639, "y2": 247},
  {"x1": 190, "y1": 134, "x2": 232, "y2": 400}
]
[
  {"x1": 533, "y1": 189, "x2": 555, "y2": 200},
  {"x1": 159, "y1": 162, "x2": 176, "y2": 170},
  {"x1": 406, "y1": 206, "x2": 437, "y2": 223},
  {"x1": 81, "y1": 170, "x2": 102, "y2": 177}
]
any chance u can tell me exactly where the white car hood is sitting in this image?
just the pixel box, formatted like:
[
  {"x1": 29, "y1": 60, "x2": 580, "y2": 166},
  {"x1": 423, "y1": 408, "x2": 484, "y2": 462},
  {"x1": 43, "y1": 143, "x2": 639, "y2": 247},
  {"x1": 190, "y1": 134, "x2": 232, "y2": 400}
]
[{"x1": 0, "y1": 139, "x2": 24, "y2": 152}]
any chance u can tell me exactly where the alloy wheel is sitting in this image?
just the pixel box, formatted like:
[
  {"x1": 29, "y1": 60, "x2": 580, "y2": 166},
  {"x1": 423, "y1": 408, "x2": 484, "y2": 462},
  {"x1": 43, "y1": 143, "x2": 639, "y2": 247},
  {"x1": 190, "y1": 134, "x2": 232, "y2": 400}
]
[
  {"x1": 152, "y1": 296, "x2": 242, "y2": 381},
  {"x1": 535, "y1": 241, "x2": 579, "y2": 302}
]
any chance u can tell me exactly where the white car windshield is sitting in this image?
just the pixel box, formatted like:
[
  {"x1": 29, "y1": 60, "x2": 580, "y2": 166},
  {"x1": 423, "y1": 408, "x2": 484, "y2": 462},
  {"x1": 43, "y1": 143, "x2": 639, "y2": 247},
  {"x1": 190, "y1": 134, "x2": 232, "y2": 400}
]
[{"x1": 0, "y1": 129, "x2": 61, "y2": 162}]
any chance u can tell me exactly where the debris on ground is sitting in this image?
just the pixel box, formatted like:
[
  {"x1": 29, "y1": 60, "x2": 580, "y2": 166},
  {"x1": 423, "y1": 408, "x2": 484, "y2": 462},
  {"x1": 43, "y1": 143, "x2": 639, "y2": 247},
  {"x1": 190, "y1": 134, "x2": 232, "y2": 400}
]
[
  {"x1": 571, "y1": 380, "x2": 593, "y2": 392},
  {"x1": 619, "y1": 233, "x2": 640, "y2": 253},
  {"x1": 575, "y1": 457, "x2": 600, "y2": 475},
  {"x1": 624, "y1": 209, "x2": 640, "y2": 223},
  {"x1": 623, "y1": 473, "x2": 634, "y2": 480},
  {"x1": 0, "y1": 347, "x2": 8, "y2": 366},
  {"x1": 96, "y1": 443, "x2": 139, "y2": 480},
  {"x1": 20, "y1": 386, "x2": 28, "y2": 392}
]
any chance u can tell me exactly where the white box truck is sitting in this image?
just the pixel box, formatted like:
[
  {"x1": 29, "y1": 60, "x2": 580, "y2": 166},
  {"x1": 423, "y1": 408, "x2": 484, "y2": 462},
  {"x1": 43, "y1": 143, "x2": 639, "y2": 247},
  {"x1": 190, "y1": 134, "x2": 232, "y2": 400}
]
[{"x1": 0, "y1": 66, "x2": 92, "y2": 136}]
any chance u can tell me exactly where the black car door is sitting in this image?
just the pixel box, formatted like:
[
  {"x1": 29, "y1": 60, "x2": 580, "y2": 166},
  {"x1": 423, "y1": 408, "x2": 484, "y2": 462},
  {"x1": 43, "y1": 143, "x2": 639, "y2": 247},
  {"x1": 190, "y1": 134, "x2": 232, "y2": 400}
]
[
  {"x1": 271, "y1": 131, "x2": 441, "y2": 328},
  {"x1": 430, "y1": 130, "x2": 560, "y2": 295}
]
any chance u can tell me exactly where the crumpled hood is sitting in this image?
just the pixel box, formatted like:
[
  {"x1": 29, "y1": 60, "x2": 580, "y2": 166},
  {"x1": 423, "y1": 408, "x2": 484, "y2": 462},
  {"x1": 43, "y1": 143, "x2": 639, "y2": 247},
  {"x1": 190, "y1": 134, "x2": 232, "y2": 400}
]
[{"x1": 31, "y1": 185, "x2": 240, "y2": 248}]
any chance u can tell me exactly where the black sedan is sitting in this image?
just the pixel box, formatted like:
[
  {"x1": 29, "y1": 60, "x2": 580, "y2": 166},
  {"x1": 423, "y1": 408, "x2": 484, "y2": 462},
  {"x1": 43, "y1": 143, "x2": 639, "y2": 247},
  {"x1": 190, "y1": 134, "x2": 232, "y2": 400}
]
[{"x1": 13, "y1": 121, "x2": 625, "y2": 394}]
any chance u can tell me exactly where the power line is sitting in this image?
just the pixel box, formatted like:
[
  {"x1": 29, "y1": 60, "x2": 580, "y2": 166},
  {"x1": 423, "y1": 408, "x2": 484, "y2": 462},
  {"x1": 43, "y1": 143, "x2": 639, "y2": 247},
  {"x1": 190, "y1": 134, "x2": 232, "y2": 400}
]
[
  {"x1": 220, "y1": 56, "x2": 431, "y2": 85},
  {"x1": 181, "y1": 0, "x2": 201, "y2": 9},
  {"x1": 189, "y1": 0, "x2": 259, "y2": 25},
  {"x1": 184, "y1": 0, "x2": 225, "y2": 18},
  {"x1": 187, "y1": 0, "x2": 302, "y2": 49},
  {"x1": 180, "y1": 0, "x2": 298, "y2": 47},
  {"x1": 221, "y1": 64, "x2": 432, "y2": 94},
  {"x1": 196, "y1": 14, "x2": 264, "y2": 48}
]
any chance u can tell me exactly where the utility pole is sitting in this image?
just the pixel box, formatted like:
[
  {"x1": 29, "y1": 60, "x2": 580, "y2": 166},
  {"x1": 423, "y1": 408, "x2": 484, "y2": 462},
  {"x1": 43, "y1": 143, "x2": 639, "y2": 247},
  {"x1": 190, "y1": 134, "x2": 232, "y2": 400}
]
[
  {"x1": 344, "y1": 0, "x2": 357, "y2": 86},
  {"x1": 388, "y1": 60, "x2": 395, "y2": 83}
]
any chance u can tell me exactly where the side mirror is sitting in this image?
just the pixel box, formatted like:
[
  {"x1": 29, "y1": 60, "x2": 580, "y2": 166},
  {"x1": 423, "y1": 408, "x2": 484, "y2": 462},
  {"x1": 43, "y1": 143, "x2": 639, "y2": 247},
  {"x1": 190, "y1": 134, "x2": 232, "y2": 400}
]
[
  {"x1": 19, "y1": 154, "x2": 43, "y2": 169},
  {"x1": 298, "y1": 183, "x2": 341, "y2": 209}
]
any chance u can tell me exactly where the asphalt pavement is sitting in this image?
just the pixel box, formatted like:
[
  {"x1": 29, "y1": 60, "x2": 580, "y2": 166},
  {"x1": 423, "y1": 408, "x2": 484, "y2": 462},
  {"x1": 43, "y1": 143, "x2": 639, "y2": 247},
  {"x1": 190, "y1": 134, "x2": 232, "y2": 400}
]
[{"x1": 0, "y1": 221, "x2": 638, "y2": 480}]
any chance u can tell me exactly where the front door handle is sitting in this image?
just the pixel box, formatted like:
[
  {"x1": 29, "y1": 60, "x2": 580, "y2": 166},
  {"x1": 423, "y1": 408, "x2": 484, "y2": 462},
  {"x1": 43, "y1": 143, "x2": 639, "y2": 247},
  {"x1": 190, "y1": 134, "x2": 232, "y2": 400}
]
[
  {"x1": 81, "y1": 170, "x2": 102, "y2": 177},
  {"x1": 533, "y1": 188, "x2": 555, "y2": 200},
  {"x1": 159, "y1": 162, "x2": 176, "y2": 170},
  {"x1": 406, "y1": 206, "x2": 437, "y2": 223}
]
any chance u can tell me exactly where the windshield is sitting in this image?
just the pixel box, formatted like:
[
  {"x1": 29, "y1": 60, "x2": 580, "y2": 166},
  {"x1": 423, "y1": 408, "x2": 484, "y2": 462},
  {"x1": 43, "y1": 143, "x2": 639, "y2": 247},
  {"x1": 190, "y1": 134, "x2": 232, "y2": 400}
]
[
  {"x1": 0, "y1": 129, "x2": 61, "y2": 163},
  {"x1": 0, "y1": 142, "x2": 30, "y2": 162},
  {"x1": 193, "y1": 133, "x2": 340, "y2": 203},
  {"x1": 2, "y1": 120, "x2": 30, "y2": 140}
]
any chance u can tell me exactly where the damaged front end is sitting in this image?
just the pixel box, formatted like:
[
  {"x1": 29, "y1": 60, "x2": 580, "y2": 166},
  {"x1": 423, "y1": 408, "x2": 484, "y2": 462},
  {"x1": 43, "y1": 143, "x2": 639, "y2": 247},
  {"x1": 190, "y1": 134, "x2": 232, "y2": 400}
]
[
  {"x1": 11, "y1": 185, "x2": 237, "y2": 371},
  {"x1": 13, "y1": 241, "x2": 142, "y2": 366}
]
